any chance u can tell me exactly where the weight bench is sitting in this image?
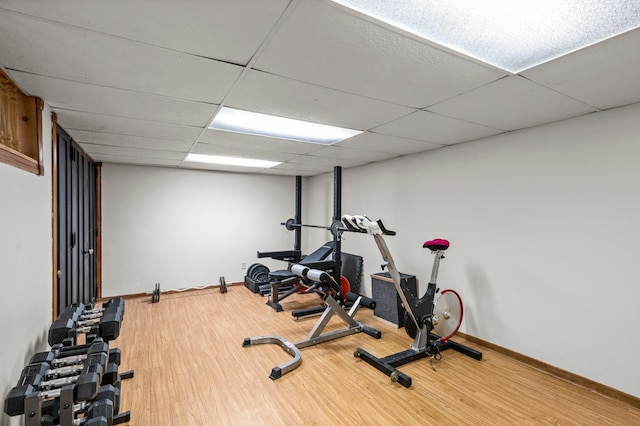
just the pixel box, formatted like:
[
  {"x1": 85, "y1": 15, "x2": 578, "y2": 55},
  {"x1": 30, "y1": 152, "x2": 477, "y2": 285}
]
[
  {"x1": 261, "y1": 242, "x2": 335, "y2": 312},
  {"x1": 290, "y1": 251, "x2": 364, "y2": 320},
  {"x1": 243, "y1": 264, "x2": 381, "y2": 380}
]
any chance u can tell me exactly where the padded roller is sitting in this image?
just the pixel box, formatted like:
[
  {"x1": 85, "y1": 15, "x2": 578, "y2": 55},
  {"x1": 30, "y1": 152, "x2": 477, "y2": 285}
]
[
  {"x1": 289, "y1": 264, "x2": 309, "y2": 277},
  {"x1": 305, "y1": 269, "x2": 329, "y2": 283},
  {"x1": 345, "y1": 292, "x2": 376, "y2": 309}
]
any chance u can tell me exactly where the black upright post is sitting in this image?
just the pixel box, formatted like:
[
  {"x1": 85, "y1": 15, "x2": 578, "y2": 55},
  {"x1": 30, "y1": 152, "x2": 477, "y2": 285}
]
[
  {"x1": 294, "y1": 176, "x2": 302, "y2": 253},
  {"x1": 333, "y1": 166, "x2": 342, "y2": 285}
]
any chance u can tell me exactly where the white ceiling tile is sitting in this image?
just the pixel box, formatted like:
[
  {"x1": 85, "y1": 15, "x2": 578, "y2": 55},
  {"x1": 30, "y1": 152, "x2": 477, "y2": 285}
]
[
  {"x1": 271, "y1": 162, "x2": 334, "y2": 173},
  {"x1": 0, "y1": 0, "x2": 291, "y2": 65},
  {"x1": 335, "y1": 132, "x2": 441, "y2": 154},
  {"x1": 91, "y1": 155, "x2": 181, "y2": 168},
  {"x1": 56, "y1": 110, "x2": 201, "y2": 142},
  {"x1": 522, "y1": 28, "x2": 640, "y2": 110},
  {"x1": 178, "y1": 161, "x2": 273, "y2": 174},
  {"x1": 82, "y1": 144, "x2": 187, "y2": 160},
  {"x1": 227, "y1": 70, "x2": 415, "y2": 130},
  {"x1": 308, "y1": 145, "x2": 397, "y2": 162},
  {"x1": 260, "y1": 168, "x2": 319, "y2": 177},
  {"x1": 427, "y1": 76, "x2": 597, "y2": 131},
  {"x1": 69, "y1": 131, "x2": 194, "y2": 152},
  {"x1": 0, "y1": 11, "x2": 242, "y2": 102},
  {"x1": 9, "y1": 72, "x2": 215, "y2": 127},
  {"x1": 0, "y1": 2, "x2": 635, "y2": 177},
  {"x1": 199, "y1": 129, "x2": 322, "y2": 155},
  {"x1": 372, "y1": 110, "x2": 504, "y2": 144},
  {"x1": 287, "y1": 155, "x2": 367, "y2": 168},
  {"x1": 190, "y1": 143, "x2": 299, "y2": 162},
  {"x1": 254, "y1": 0, "x2": 506, "y2": 108}
]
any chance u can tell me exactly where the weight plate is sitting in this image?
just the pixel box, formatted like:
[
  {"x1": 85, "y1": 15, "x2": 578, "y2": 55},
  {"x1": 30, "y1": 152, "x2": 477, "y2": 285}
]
[
  {"x1": 254, "y1": 272, "x2": 270, "y2": 283},
  {"x1": 251, "y1": 264, "x2": 270, "y2": 281},
  {"x1": 330, "y1": 220, "x2": 344, "y2": 237},
  {"x1": 339, "y1": 276, "x2": 350, "y2": 301},
  {"x1": 433, "y1": 289, "x2": 463, "y2": 341},
  {"x1": 284, "y1": 218, "x2": 297, "y2": 231},
  {"x1": 246, "y1": 263, "x2": 261, "y2": 279}
]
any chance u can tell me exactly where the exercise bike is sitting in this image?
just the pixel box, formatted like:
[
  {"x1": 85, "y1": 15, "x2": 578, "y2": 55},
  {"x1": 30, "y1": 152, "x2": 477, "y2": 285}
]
[{"x1": 341, "y1": 215, "x2": 482, "y2": 388}]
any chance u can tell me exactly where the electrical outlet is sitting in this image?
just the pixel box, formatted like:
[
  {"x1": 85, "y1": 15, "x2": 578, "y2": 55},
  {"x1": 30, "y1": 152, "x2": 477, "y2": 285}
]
[{"x1": 241, "y1": 261, "x2": 246, "y2": 269}]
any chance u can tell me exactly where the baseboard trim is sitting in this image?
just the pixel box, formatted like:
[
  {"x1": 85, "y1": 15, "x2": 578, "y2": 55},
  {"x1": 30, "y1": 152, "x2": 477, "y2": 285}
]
[
  {"x1": 457, "y1": 332, "x2": 640, "y2": 409},
  {"x1": 105, "y1": 282, "x2": 243, "y2": 301}
]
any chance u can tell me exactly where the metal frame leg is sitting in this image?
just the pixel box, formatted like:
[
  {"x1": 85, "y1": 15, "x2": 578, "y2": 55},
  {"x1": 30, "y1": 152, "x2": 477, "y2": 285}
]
[{"x1": 242, "y1": 336, "x2": 302, "y2": 379}]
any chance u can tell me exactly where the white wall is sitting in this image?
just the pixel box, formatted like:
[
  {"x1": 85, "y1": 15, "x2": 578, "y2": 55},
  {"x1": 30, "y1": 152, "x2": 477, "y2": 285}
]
[
  {"x1": 0, "y1": 107, "x2": 53, "y2": 426},
  {"x1": 101, "y1": 165, "x2": 301, "y2": 297},
  {"x1": 99, "y1": 103, "x2": 640, "y2": 397},
  {"x1": 307, "y1": 103, "x2": 640, "y2": 397}
]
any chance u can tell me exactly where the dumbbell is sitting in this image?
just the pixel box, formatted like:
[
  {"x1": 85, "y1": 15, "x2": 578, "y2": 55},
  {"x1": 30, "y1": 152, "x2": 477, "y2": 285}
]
[
  {"x1": 49, "y1": 298, "x2": 125, "y2": 345},
  {"x1": 4, "y1": 346, "x2": 108, "y2": 416},
  {"x1": 20, "y1": 384, "x2": 120, "y2": 426},
  {"x1": 31, "y1": 341, "x2": 121, "y2": 370},
  {"x1": 31, "y1": 341, "x2": 129, "y2": 391},
  {"x1": 73, "y1": 385, "x2": 130, "y2": 426},
  {"x1": 38, "y1": 338, "x2": 133, "y2": 403}
]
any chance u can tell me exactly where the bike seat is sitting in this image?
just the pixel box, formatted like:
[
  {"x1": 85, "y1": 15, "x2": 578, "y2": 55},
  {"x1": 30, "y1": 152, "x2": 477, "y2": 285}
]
[{"x1": 423, "y1": 238, "x2": 449, "y2": 251}]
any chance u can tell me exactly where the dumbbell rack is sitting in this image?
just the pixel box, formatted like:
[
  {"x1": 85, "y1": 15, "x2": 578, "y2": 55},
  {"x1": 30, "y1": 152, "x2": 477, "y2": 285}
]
[{"x1": 4, "y1": 298, "x2": 134, "y2": 426}]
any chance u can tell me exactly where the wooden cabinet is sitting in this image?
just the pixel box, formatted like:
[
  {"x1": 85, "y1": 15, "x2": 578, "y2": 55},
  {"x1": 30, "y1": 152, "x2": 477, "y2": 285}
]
[{"x1": 0, "y1": 68, "x2": 44, "y2": 175}]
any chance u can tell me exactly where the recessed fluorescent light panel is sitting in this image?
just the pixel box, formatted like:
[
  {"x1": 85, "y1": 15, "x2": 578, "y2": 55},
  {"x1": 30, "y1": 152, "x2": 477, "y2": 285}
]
[
  {"x1": 209, "y1": 107, "x2": 362, "y2": 145},
  {"x1": 185, "y1": 153, "x2": 281, "y2": 168},
  {"x1": 330, "y1": 0, "x2": 640, "y2": 73}
]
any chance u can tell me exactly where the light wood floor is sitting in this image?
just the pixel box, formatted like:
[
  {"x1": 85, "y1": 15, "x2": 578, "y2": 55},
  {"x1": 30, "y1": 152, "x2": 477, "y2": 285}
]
[{"x1": 114, "y1": 287, "x2": 640, "y2": 425}]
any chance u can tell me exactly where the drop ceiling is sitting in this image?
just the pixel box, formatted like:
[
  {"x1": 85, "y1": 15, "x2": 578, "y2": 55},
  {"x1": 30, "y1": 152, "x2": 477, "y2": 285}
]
[{"x1": 0, "y1": 0, "x2": 639, "y2": 176}]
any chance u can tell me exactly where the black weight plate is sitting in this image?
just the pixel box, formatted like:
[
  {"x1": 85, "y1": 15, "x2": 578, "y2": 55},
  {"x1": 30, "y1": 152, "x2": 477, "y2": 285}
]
[
  {"x1": 251, "y1": 264, "x2": 270, "y2": 280},
  {"x1": 253, "y1": 273, "x2": 269, "y2": 283},
  {"x1": 284, "y1": 218, "x2": 297, "y2": 231},
  {"x1": 246, "y1": 263, "x2": 262, "y2": 279}
]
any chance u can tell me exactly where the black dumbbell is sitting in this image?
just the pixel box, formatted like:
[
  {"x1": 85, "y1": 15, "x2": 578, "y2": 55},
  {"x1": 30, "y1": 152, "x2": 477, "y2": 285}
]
[
  {"x1": 98, "y1": 302, "x2": 123, "y2": 342},
  {"x1": 83, "y1": 386, "x2": 132, "y2": 426},
  {"x1": 5, "y1": 351, "x2": 107, "y2": 416},
  {"x1": 48, "y1": 304, "x2": 85, "y2": 345},
  {"x1": 49, "y1": 299, "x2": 125, "y2": 345},
  {"x1": 84, "y1": 397, "x2": 113, "y2": 425},
  {"x1": 30, "y1": 339, "x2": 114, "y2": 367},
  {"x1": 16, "y1": 384, "x2": 124, "y2": 426}
]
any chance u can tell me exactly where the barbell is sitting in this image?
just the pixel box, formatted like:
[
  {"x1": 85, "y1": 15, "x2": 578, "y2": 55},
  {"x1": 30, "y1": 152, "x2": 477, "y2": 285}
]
[{"x1": 281, "y1": 218, "x2": 346, "y2": 237}]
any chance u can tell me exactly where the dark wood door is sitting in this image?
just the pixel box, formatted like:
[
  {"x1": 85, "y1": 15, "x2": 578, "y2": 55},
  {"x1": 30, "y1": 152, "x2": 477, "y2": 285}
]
[{"x1": 55, "y1": 125, "x2": 97, "y2": 313}]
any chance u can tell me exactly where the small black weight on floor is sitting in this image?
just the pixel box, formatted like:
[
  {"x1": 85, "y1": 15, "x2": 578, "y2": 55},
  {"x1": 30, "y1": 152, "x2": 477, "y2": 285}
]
[
  {"x1": 151, "y1": 283, "x2": 160, "y2": 303},
  {"x1": 219, "y1": 276, "x2": 227, "y2": 293}
]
